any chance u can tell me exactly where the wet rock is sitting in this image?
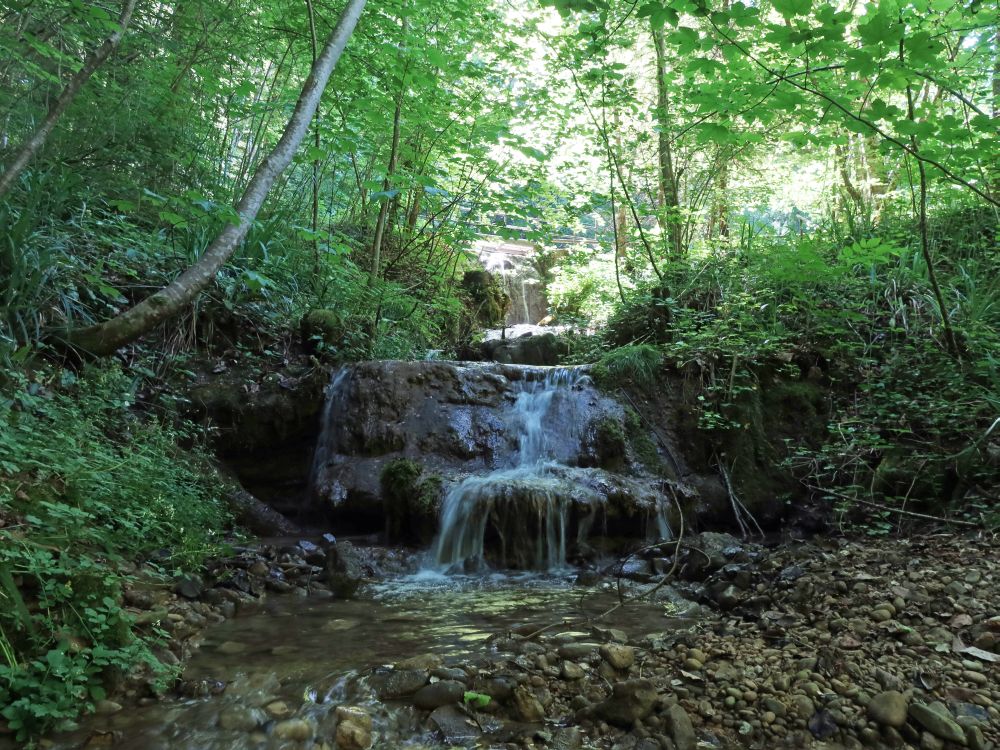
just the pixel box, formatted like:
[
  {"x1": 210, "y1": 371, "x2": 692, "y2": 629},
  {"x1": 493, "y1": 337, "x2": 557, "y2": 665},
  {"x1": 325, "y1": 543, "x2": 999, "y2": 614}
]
[
  {"x1": 217, "y1": 706, "x2": 262, "y2": 732},
  {"x1": 413, "y1": 680, "x2": 466, "y2": 710},
  {"x1": 429, "y1": 705, "x2": 481, "y2": 744},
  {"x1": 335, "y1": 706, "x2": 373, "y2": 750},
  {"x1": 513, "y1": 685, "x2": 546, "y2": 722},
  {"x1": 868, "y1": 690, "x2": 908, "y2": 728},
  {"x1": 552, "y1": 727, "x2": 584, "y2": 750},
  {"x1": 264, "y1": 701, "x2": 293, "y2": 719},
  {"x1": 595, "y1": 680, "x2": 658, "y2": 727},
  {"x1": 371, "y1": 668, "x2": 429, "y2": 699},
  {"x1": 273, "y1": 718, "x2": 313, "y2": 741},
  {"x1": 217, "y1": 640, "x2": 247, "y2": 655},
  {"x1": 908, "y1": 703, "x2": 965, "y2": 744},
  {"x1": 600, "y1": 643, "x2": 635, "y2": 670},
  {"x1": 174, "y1": 575, "x2": 203, "y2": 599},
  {"x1": 324, "y1": 540, "x2": 365, "y2": 598},
  {"x1": 397, "y1": 654, "x2": 443, "y2": 670},
  {"x1": 93, "y1": 700, "x2": 122, "y2": 715},
  {"x1": 561, "y1": 661, "x2": 586, "y2": 680}
]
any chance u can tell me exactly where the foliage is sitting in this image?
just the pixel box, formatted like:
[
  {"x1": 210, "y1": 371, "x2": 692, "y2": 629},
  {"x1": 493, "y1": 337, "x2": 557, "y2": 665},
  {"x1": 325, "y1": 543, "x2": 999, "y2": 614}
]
[
  {"x1": 0, "y1": 365, "x2": 232, "y2": 739},
  {"x1": 592, "y1": 344, "x2": 664, "y2": 387}
]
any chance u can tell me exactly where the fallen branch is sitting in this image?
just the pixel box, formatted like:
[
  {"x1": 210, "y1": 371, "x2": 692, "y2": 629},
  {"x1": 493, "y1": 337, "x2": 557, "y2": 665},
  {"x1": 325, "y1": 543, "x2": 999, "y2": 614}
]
[{"x1": 808, "y1": 485, "x2": 979, "y2": 528}]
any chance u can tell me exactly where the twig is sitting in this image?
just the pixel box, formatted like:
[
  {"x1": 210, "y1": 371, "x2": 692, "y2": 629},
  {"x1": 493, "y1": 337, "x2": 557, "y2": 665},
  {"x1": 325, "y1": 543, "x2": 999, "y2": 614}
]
[
  {"x1": 807, "y1": 485, "x2": 979, "y2": 528},
  {"x1": 718, "y1": 459, "x2": 764, "y2": 538}
]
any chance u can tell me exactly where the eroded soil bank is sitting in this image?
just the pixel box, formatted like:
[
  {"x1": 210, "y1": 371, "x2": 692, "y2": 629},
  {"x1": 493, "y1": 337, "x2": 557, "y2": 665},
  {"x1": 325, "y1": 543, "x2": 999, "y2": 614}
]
[{"x1": 35, "y1": 531, "x2": 1000, "y2": 750}]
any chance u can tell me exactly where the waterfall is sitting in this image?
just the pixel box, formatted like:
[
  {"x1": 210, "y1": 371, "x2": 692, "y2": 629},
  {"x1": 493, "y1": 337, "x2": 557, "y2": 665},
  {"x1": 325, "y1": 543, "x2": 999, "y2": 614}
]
[
  {"x1": 432, "y1": 367, "x2": 589, "y2": 572},
  {"x1": 308, "y1": 368, "x2": 352, "y2": 505}
]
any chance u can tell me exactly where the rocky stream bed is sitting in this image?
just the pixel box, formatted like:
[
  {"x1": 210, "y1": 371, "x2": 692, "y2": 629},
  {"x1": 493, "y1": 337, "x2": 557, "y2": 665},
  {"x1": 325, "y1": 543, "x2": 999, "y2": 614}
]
[{"x1": 31, "y1": 530, "x2": 999, "y2": 750}]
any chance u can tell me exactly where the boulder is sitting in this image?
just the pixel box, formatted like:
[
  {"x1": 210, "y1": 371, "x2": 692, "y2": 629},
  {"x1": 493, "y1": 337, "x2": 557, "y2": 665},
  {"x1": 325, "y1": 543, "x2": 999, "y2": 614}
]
[{"x1": 595, "y1": 680, "x2": 658, "y2": 727}]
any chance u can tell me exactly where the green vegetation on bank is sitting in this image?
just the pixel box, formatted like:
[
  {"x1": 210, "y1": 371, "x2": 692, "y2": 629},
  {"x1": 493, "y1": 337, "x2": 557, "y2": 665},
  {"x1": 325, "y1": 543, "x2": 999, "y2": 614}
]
[{"x1": 0, "y1": 366, "x2": 231, "y2": 740}]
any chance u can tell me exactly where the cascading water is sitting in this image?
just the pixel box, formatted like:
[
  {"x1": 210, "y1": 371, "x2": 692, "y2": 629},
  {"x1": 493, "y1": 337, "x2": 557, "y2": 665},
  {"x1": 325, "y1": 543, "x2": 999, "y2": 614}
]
[
  {"x1": 307, "y1": 368, "x2": 353, "y2": 505},
  {"x1": 434, "y1": 367, "x2": 614, "y2": 572}
]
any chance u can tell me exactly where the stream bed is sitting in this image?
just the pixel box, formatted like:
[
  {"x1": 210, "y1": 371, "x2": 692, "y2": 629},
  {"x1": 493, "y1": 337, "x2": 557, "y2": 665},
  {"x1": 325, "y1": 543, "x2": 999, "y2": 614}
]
[{"x1": 53, "y1": 572, "x2": 696, "y2": 750}]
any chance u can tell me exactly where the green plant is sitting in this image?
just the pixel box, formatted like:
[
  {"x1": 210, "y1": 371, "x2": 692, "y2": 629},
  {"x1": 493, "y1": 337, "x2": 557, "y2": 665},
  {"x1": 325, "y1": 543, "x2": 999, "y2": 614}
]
[
  {"x1": 592, "y1": 344, "x2": 664, "y2": 388},
  {"x1": 0, "y1": 363, "x2": 232, "y2": 740}
]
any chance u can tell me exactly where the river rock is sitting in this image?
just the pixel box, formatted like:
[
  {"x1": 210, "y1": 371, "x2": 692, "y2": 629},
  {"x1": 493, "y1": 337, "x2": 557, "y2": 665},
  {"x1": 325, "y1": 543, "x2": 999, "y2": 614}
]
[
  {"x1": 429, "y1": 705, "x2": 481, "y2": 744},
  {"x1": 413, "y1": 680, "x2": 465, "y2": 710},
  {"x1": 664, "y1": 703, "x2": 697, "y2": 750},
  {"x1": 868, "y1": 690, "x2": 908, "y2": 728},
  {"x1": 562, "y1": 661, "x2": 586, "y2": 680},
  {"x1": 600, "y1": 643, "x2": 635, "y2": 670},
  {"x1": 335, "y1": 706, "x2": 372, "y2": 750},
  {"x1": 324, "y1": 540, "x2": 365, "y2": 598},
  {"x1": 371, "y1": 668, "x2": 429, "y2": 699},
  {"x1": 513, "y1": 685, "x2": 546, "y2": 722},
  {"x1": 217, "y1": 706, "x2": 261, "y2": 732},
  {"x1": 273, "y1": 718, "x2": 313, "y2": 741},
  {"x1": 908, "y1": 703, "x2": 965, "y2": 744},
  {"x1": 595, "y1": 680, "x2": 658, "y2": 727},
  {"x1": 397, "y1": 654, "x2": 443, "y2": 670}
]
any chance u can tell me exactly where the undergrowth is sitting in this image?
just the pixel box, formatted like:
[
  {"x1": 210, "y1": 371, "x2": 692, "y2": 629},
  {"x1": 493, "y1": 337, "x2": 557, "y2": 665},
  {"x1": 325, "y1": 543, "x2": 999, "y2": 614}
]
[{"x1": 0, "y1": 364, "x2": 232, "y2": 741}]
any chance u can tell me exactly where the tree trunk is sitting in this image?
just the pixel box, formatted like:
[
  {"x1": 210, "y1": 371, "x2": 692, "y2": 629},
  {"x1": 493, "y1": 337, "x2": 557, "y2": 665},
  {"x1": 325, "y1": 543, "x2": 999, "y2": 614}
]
[
  {"x1": 369, "y1": 17, "x2": 408, "y2": 287},
  {"x1": 64, "y1": 0, "x2": 367, "y2": 356},
  {"x1": 0, "y1": 0, "x2": 138, "y2": 201},
  {"x1": 652, "y1": 24, "x2": 683, "y2": 258}
]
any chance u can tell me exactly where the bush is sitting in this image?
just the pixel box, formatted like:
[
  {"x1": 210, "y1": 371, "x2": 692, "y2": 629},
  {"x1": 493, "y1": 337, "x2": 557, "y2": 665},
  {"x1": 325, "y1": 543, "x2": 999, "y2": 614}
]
[
  {"x1": 592, "y1": 344, "x2": 664, "y2": 388},
  {"x1": 0, "y1": 364, "x2": 232, "y2": 740}
]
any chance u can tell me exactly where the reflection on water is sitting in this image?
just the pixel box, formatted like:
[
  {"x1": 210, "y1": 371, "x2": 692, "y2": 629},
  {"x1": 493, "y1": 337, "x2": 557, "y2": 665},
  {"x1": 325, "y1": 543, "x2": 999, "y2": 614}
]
[{"x1": 51, "y1": 573, "x2": 689, "y2": 749}]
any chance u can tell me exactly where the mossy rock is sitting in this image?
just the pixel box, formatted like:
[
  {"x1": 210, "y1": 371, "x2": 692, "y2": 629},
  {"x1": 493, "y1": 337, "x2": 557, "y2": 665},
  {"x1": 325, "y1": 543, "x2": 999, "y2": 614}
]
[
  {"x1": 588, "y1": 416, "x2": 627, "y2": 470},
  {"x1": 380, "y1": 459, "x2": 443, "y2": 545},
  {"x1": 462, "y1": 270, "x2": 510, "y2": 327}
]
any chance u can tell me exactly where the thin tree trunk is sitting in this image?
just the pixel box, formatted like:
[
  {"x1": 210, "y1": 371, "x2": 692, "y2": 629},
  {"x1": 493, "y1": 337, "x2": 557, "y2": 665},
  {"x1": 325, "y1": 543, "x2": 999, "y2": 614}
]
[
  {"x1": 369, "y1": 17, "x2": 407, "y2": 287},
  {"x1": 902, "y1": 36, "x2": 960, "y2": 360},
  {"x1": 0, "y1": 0, "x2": 138, "y2": 201},
  {"x1": 652, "y1": 24, "x2": 682, "y2": 258},
  {"x1": 306, "y1": 0, "x2": 322, "y2": 281},
  {"x1": 64, "y1": 0, "x2": 367, "y2": 356}
]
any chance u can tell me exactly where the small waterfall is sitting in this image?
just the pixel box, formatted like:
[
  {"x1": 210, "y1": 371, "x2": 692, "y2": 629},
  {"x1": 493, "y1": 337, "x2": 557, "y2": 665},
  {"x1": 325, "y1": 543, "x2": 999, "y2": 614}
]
[
  {"x1": 307, "y1": 368, "x2": 352, "y2": 504},
  {"x1": 433, "y1": 368, "x2": 589, "y2": 571}
]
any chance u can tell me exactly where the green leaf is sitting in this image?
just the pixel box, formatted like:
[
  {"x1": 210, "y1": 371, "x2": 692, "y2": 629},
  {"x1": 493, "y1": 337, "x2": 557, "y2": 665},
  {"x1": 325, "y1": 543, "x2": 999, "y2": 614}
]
[{"x1": 772, "y1": 0, "x2": 812, "y2": 19}]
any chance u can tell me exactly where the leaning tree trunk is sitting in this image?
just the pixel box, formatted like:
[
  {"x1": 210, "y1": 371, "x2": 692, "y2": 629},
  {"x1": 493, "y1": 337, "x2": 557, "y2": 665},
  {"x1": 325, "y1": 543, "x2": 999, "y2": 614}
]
[
  {"x1": 0, "y1": 0, "x2": 138, "y2": 201},
  {"x1": 65, "y1": 0, "x2": 367, "y2": 356}
]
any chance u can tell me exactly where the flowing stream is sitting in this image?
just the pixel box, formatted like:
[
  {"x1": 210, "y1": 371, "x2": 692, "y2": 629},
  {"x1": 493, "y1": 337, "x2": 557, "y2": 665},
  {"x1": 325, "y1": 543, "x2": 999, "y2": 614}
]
[{"x1": 52, "y1": 573, "x2": 685, "y2": 750}]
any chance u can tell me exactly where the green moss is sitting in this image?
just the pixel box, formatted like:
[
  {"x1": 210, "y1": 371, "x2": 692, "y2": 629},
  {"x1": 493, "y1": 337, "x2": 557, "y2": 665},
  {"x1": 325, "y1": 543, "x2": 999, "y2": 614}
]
[
  {"x1": 623, "y1": 407, "x2": 664, "y2": 474},
  {"x1": 591, "y1": 416, "x2": 627, "y2": 470},
  {"x1": 380, "y1": 459, "x2": 442, "y2": 544},
  {"x1": 461, "y1": 270, "x2": 510, "y2": 327}
]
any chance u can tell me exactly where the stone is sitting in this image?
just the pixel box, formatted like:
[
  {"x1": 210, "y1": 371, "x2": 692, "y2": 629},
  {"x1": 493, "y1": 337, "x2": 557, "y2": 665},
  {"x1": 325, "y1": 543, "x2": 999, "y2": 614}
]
[
  {"x1": 413, "y1": 680, "x2": 465, "y2": 710},
  {"x1": 429, "y1": 705, "x2": 481, "y2": 744},
  {"x1": 93, "y1": 700, "x2": 122, "y2": 715},
  {"x1": 217, "y1": 706, "x2": 261, "y2": 732},
  {"x1": 908, "y1": 703, "x2": 965, "y2": 744},
  {"x1": 600, "y1": 644, "x2": 635, "y2": 670},
  {"x1": 264, "y1": 701, "x2": 293, "y2": 719},
  {"x1": 371, "y1": 668, "x2": 429, "y2": 699},
  {"x1": 272, "y1": 719, "x2": 313, "y2": 741},
  {"x1": 596, "y1": 680, "x2": 658, "y2": 727},
  {"x1": 324, "y1": 540, "x2": 366, "y2": 598},
  {"x1": 397, "y1": 653, "x2": 443, "y2": 670},
  {"x1": 217, "y1": 640, "x2": 247, "y2": 655},
  {"x1": 562, "y1": 661, "x2": 586, "y2": 680},
  {"x1": 335, "y1": 706, "x2": 372, "y2": 750},
  {"x1": 513, "y1": 685, "x2": 546, "y2": 722},
  {"x1": 174, "y1": 575, "x2": 203, "y2": 599},
  {"x1": 664, "y1": 704, "x2": 696, "y2": 750},
  {"x1": 868, "y1": 691, "x2": 908, "y2": 728}
]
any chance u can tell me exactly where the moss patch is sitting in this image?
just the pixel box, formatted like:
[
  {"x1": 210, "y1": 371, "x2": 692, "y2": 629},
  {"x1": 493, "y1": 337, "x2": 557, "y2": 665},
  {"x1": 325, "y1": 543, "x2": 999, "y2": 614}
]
[{"x1": 380, "y1": 459, "x2": 443, "y2": 545}]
